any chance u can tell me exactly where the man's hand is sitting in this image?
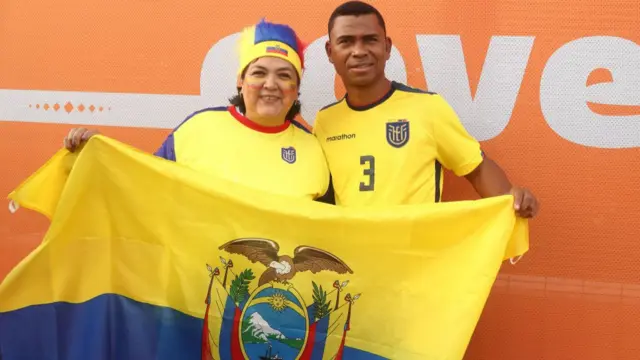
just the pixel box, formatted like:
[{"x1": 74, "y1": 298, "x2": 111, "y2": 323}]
[
  {"x1": 464, "y1": 157, "x2": 540, "y2": 219},
  {"x1": 63, "y1": 128, "x2": 100, "y2": 152},
  {"x1": 510, "y1": 187, "x2": 539, "y2": 218}
]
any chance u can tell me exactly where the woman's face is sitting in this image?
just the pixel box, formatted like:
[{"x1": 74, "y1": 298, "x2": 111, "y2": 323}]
[{"x1": 240, "y1": 56, "x2": 299, "y2": 121}]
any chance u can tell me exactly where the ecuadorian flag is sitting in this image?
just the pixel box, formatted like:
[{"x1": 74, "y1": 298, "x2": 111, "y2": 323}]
[{"x1": 0, "y1": 136, "x2": 528, "y2": 360}]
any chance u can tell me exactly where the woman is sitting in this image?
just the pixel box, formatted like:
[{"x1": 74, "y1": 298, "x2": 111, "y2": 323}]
[{"x1": 64, "y1": 19, "x2": 333, "y2": 202}]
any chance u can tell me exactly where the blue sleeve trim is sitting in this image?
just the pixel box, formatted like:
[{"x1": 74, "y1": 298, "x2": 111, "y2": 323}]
[
  {"x1": 152, "y1": 106, "x2": 228, "y2": 162},
  {"x1": 319, "y1": 98, "x2": 345, "y2": 111},
  {"x1": 290, "y1": 119, "x2": 311, "y2": 134},
  {"x1": 154, "y1": 133, "x2": 177, "y2": 161},
  {"x1": 392, "y1": 81, "x2": 437, "y2": 95}
]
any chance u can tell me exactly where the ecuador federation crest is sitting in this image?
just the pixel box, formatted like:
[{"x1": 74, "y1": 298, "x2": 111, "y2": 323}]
[
  {"x1": 281, "y1": 147, "x2": 296, "y2": 164},
  {"x1": 201, "y1": 238, "x2": 373, "y2": 360},
  {"x1": 386, "y1": 120, "x2": 410, "y2": 148}
]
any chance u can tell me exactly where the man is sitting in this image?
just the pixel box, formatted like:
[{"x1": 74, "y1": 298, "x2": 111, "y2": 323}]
[{"x1": 314, "y1": 1, "x2": 539, "y2": 218}]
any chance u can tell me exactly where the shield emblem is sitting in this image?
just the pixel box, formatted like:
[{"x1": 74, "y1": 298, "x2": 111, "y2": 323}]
[
  {"x1": 386, "y1": 120, "x2": 410, "y2": 148},
  {"x1": 281, "y1": 146, "x2": 296, "y2": 164}
]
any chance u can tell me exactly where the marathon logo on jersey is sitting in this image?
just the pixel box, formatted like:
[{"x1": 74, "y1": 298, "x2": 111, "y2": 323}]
[
  {"x1": 281, "y1": 146, "x2": 296, "y2": 164},
  {"x1": 266, "y1": 45, "x2": 288, "y2": 56},
  {"x1": 386, "y1": 119, "x2": 410, "y2": 148},
  {"x1": 326, "y1": 133, "x2": 356, "y2": 142}
]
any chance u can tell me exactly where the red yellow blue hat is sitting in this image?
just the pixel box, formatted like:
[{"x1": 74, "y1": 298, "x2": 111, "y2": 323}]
[{"x1": 237, "y1": 19, "x2": 306, "y2": 79}]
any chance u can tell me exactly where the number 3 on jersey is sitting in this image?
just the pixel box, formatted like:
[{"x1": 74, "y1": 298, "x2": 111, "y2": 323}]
[{"x1": 359, "y1": 155, "x2": 375, "y2": 191}]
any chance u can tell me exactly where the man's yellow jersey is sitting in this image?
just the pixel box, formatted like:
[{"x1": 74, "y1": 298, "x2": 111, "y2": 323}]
[
  {"x1": 313, "y1": 81, "x2": 484, "y2": 207},
  {"x1": 155, "y1": 105, "x2": 330, "y2": 200}
]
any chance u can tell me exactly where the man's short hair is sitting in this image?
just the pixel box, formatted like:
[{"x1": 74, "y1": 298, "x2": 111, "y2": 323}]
[{"x1": 327, "y1": 1, "x2": 387, "y2": 36}]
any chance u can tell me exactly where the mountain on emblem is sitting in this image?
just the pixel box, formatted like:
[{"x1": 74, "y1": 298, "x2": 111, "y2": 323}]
[{"x1": 244, "y1": 312, "x2": 286, "y2": 341}]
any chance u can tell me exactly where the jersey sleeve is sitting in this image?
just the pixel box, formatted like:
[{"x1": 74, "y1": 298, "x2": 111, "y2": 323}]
[
  {"x1": 308, "y1": 117, "x2": 333, "y2": 202},
  {"x1": 311, "y1": 113, "x2": 323, "y2": 137},
  {"x1": 320, "y1": 158, "x2": 332, "y2": 197},
  {"x1": 315, "y1": 175, "x2": 336, "y2": 205},
  {"x1": 432, "y1": 95, "x2": 484, "y2": 176},
  {"x1": 153, "y1": 108, "x2": 209, "y2": 162},
  {"x1": 313, "y1": 143, "x2": 332, "y2": 201}
]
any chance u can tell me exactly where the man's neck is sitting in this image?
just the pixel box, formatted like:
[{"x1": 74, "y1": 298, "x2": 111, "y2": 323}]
[{"x1": 345, "y1": 78, "x2": 392, "y2": 108}]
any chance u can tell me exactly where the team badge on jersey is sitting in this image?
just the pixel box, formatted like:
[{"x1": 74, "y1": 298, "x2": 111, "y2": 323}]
[
  {"x1": 386, "y1": 120, "x2": 410, "y2": 148},
  {"x1": 281, "y1": 146, "x2": 297, "y2": 164}
]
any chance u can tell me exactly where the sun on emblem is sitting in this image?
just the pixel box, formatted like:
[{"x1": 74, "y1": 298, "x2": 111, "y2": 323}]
[{"x1": 268, "y1": 291, "x2": 288, "y2": 312}]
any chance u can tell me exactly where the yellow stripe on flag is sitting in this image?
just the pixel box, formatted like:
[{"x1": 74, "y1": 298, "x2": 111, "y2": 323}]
[{"x1": 1, "y1": 135, "x2": 528, "y2": 360}]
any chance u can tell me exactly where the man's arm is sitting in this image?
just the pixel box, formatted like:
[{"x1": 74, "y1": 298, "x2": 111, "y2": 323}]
[
  {"x1": 464, "y1": 156, "x2": 539, "y2": 218},
  {"x1": 430, "y1": 94, "x2": 539, "y2": 218},
  {"x1": 464, "y1": 156, "x2": 511, "y2": 197}
]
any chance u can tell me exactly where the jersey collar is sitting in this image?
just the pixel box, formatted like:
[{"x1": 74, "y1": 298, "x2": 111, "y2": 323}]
[
  {"x1": 345, "y1": 81, "x2": 397, "y2": 111},
  {"x1": 228, "y1": 106, "x2": 291, "y2": 134}
]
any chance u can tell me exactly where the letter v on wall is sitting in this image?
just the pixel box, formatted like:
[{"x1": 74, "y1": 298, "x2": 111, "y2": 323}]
[{"x1": 416, "y1": 35, "x2": 535, "y2": 141}]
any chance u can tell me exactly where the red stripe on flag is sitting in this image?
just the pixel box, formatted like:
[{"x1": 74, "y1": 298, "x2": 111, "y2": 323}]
[
  {"x1": 201, "y1": 301, "x2": 213, "y2": 360},
  {"x1": 300, "y1": 322, "x2": 317, "y2": 359},
  {"x1": 335, "y1": 328, "x2": 348, "y2": 360},
  {"x1": 230, "y1": 307, "x2": 244, "y2": 359}
]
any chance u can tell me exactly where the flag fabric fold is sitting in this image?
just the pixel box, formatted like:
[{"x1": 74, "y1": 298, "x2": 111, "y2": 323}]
[{"x1": 0, "y1": 135, "x2": 528, "y2": 360}]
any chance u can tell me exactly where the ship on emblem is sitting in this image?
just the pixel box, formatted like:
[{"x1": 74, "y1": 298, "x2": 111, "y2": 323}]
[
  {"x1": 281, "y1": 146, "x2": 296, "y2": 164},
  {"x1": 201, "y1": 238, "x2": 363, "y2": 360},
  {"x1": 386, "y1": 119, "x2": 410, "y2": 148},
  {"x1": 259, "y1": 344, "x2": 283, "y2": 360}
]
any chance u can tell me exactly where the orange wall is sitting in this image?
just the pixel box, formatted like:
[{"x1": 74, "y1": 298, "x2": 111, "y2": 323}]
[{"x1": 1, "y1": 1, "x2": 639, "y2": 359}]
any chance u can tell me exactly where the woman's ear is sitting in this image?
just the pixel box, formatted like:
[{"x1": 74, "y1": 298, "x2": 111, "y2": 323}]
[{"x1": 236, "y1": 74, "x2": 243, "y2": 89}]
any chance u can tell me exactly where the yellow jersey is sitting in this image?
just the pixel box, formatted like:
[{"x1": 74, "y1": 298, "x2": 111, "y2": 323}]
[
  {"x1": 155, "y1": 105, "x2": 330, "y2": 200},
  {"x1": 313, "y1": 81, "x2": 484, "y2": 207}
]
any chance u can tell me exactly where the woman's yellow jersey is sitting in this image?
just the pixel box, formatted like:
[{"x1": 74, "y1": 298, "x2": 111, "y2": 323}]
[{"x1": 155, "y1": 106, "x2": 330, "y2": 201}]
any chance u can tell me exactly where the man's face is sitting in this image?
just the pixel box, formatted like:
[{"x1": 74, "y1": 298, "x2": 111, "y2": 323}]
[{"x1": 326, "y1": 14, "x2": 391, "y2": 88}]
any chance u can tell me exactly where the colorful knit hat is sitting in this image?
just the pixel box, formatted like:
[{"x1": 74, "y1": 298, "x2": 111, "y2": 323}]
[{"x1": 237, "y1": 19, "x2": 306, "y2": 79}]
